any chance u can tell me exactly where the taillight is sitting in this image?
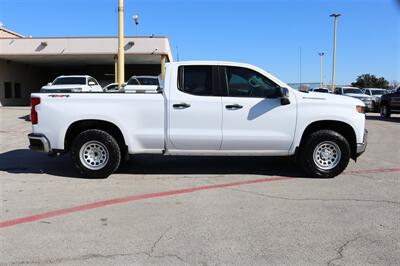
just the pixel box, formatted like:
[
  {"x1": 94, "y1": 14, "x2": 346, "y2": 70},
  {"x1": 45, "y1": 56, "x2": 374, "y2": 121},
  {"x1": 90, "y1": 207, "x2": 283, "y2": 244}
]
[{"x1": 31, "y1": 97, "x2": 40, "y2": 124}]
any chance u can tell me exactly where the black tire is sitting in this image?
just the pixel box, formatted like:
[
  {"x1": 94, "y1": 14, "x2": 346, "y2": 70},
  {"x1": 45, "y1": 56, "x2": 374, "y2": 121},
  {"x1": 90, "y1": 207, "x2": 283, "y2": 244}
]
[
  {"x1": 71, "y1": 129, "x2": 121, "y2": 178},
  {"x1": 299, "y1": 130, "x2": 351, "y2": 178},
  {"x1": 380, "y1": 105, "x2": 391, "y2": 118}
]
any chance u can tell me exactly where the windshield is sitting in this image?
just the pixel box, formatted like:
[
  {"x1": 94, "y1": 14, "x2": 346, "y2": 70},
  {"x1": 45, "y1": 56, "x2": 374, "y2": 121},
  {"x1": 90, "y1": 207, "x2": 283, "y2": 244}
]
[
  {"x1": 127, "y1": 78, "x2": 140, "y2": 85},
  {"x1": 53, "y1": 77, "x2": 86, "y2": 85},
  {"x1": 137, "y1": 77, "x2": 159, "y2": 86},
  {"x1": 343, "y1": 88, "x2": 362, "y2": 94},
  {"x1": 371, "y1": 90, "x2": 385, "y2": 95}
]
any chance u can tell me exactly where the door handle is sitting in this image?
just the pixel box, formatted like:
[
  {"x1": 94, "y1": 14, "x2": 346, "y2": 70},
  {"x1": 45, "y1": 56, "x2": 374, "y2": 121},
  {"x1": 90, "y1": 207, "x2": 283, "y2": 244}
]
[
  {"x1": 225, "y1": 104, "x2": 243, "y2": 110},
  {"x1": 173, "y1": 103, "x2": 191, "y2": 109}
]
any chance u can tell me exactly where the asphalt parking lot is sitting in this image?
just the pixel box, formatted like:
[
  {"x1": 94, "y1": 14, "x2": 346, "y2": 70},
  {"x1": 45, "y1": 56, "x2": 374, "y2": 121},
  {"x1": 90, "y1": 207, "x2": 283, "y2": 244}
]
[{"x1": 0, "y1": 107, "x2": 399, "y2": 266}]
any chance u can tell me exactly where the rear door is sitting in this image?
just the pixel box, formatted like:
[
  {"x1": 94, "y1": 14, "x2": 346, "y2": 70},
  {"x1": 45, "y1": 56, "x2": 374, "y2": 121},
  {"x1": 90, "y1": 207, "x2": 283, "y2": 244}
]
[
  {"x1": 220, "y1": 66, "x2": 296, "y2": 153},
  {"x1": 168, "y1": 65, "x2": 222, "y2": 151}
]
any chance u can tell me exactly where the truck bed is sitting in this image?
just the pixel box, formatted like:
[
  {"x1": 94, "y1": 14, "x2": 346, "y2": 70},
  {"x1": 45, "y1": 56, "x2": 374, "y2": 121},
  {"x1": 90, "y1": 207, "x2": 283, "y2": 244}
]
[{"x1": 31, "y1": 92, "x2": 165, "y2": 154}]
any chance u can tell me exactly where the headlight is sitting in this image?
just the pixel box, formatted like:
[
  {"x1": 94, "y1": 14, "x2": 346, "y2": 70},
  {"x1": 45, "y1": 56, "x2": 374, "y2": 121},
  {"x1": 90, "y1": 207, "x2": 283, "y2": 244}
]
[
  {"x1": 356, "y1": 105, "x2": 366, "y2": 114},
  {"x1": 70, "y1": 88, "x2": 82, "y2": 92},
  {"x1": 361, "y1": 97, "x2": 371, "y2": 102}
]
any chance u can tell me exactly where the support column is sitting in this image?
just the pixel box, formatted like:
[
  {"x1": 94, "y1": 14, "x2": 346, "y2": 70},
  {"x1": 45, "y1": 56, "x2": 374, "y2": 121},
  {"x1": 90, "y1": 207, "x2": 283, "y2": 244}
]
[
  {"x1": 117, "y1": 0, "x2": 125, "y2": 88},
  {"x1": 161, "y1": 55, "x2": 167, "y2": 80},
  {"x1": 114, "y1": 55, "x2": 118, "y2": 83}
]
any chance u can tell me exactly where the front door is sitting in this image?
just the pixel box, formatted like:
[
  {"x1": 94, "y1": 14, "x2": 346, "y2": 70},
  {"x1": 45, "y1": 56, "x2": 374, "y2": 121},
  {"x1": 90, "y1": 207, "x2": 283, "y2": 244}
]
[
  {"x1": 220, "y1": 66, "x2": 296, "y2": 154},
  {"x1": 168, "y1": 65, "x2": 222, "y2": 151}
]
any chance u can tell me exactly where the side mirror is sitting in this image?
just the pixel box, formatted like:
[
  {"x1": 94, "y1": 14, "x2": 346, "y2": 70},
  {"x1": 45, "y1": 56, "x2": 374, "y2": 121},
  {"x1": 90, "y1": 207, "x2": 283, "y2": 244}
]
[
  {"x1": 278, "y1": 87, "x2": 290, "y2": 105},
  {"x1": 122, "y1": 82, "x2": 127, "y2": 87},
  {"x1": 88, "y1": 81, "x2": 96, "y2": 86},
  {"x1": 156, "y1": 86, "x2": 163, "y2": 93},
  {"x1": 47, "y1": 82, "x2": 52, "y2": 86}
]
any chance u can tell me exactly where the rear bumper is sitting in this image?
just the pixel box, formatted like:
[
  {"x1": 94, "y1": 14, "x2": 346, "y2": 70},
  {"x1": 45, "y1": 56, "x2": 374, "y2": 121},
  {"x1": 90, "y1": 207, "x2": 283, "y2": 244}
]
[
  {"x1": 356, "y1": 129, "x2": 368, "y2": 157},
  {"x1": 28, "y1": 133, "x2": 51, "y2": 153}
]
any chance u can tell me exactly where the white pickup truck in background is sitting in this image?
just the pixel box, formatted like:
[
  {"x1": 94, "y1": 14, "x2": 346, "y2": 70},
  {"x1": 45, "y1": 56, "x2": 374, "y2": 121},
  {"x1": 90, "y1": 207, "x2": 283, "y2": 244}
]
[
  {"x1": 40, "y1": 75, "x2": 103, "y2": 93},
  {"x1": 29, "y1": 61, "x2": 367, "y2": 178}
]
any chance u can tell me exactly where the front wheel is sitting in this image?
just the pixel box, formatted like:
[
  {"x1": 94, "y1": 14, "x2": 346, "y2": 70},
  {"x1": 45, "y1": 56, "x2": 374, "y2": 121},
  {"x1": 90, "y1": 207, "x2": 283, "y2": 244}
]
[
  {"x1": 71, "y1": 129, "x2": 121, "y2": 178},
  {"x1": 299, "y1": 130, "x2": 351, "y2": 178}
]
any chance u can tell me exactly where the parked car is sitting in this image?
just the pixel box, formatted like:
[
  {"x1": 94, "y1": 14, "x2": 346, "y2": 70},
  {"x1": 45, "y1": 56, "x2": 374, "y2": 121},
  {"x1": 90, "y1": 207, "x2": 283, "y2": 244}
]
[
  {"x1": 29, "y1": 61, "x2": 367, "y2": 178},
  {"x1": 309, "y1": 87, "x2": 330, "y2": 93},
  {"x1": 379, "y1": 87, "x2": 400, "y2": 118},
  {"x1": 333, "y1": 87, "x2": 374, "y2": 111},
  {"x1": 103, "y1": 83, "x2": 119, "y2": 91},
  {"x1": 363, "y1": 88, "x2": 388, "y2": 111},
  {"x1": 40, "y1": 75, "x2": 103, "y2": 93}
]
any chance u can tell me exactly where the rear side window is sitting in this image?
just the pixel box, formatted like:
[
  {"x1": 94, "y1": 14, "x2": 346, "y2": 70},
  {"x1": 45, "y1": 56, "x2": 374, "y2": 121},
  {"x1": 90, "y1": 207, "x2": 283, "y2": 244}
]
[{"x1": 178, "y1": 66, "x2": 213, "y2": 96}]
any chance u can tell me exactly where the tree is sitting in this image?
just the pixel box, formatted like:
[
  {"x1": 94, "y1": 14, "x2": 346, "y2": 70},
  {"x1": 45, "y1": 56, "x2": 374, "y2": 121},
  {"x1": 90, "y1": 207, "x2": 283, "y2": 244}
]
[
  {"x1": 351, "y1": 74, "x2": 389, "y2": 88},
  {"x1": 390, "y1": 80, "x2": 399, "y2": 90}
]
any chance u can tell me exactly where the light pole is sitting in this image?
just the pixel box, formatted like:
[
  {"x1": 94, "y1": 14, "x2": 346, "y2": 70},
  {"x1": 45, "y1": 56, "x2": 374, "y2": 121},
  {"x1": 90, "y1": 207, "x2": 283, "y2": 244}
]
[
  {"x1": 133, "y1": 15, "x2": 139, "y2": 36},
  {"x1": 330, "y1": 13, "x2": 341, "y2": 92},
  {"x1": 318, "y1": 52, "x2": 324, "y2": 88},
  {"x1": 117, "y1": 0, "x2": 125, "y2": 89}
]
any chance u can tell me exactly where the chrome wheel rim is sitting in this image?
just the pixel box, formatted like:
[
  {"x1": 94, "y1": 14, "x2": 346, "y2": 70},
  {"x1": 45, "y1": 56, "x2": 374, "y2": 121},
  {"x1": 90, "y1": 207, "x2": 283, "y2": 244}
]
[
  {"x1": 313, "y1": 141, "x2": 341, "y2": 170},
  {"x1": 79, "y1": 141, "x2": 109, "y2": 170}
]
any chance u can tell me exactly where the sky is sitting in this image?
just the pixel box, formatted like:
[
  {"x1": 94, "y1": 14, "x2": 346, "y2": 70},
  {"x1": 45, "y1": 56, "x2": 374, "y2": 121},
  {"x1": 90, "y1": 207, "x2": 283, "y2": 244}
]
[{"x1": 0, "y1": 0, "x2": 399, "y2": 85}]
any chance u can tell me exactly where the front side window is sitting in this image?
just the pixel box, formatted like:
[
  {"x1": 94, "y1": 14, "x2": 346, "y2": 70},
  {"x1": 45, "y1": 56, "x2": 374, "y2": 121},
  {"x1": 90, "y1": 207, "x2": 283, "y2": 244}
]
[
  {"x1": 371, "y1": 90, "x2": 384, "y2": 96},
  {"x1": 343, "y1": 88, "x2": 363, "y2": 94},
  {"x1": 178, "y1": 66, "x2": 213, "y2": 96},
  {"x1": 225, "y1": 66, "x2": 280, "y2": 98}
]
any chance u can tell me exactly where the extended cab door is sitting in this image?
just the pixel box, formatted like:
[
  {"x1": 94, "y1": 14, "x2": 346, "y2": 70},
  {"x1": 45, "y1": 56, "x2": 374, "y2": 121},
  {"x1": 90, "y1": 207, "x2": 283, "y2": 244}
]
[
  {"x1": 220, "y1": 66, "x2": 296, "y2": 154},
  {"x1": 167, "y1": 65, "x2": 222, "y2": 151}
]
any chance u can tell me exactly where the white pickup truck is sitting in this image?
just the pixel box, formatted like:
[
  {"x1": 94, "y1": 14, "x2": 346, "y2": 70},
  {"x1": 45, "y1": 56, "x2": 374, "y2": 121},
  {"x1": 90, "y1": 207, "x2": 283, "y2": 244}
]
[{"x1": 29, "y1": 61, "x2": 367, "y2": 178}]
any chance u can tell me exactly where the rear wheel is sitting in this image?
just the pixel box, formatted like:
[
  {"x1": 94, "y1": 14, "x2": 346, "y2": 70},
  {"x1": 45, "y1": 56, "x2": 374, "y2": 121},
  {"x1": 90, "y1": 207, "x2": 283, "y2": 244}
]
[
  {"x1": 71, "y1": 129, "x2": 121, "y2": 178},
  {"x1": 299, "y1": 130, "x2": 350, "y2": 178},
  {"x1": 380, "y1": 105, "x2": 391, "y2": 118}
]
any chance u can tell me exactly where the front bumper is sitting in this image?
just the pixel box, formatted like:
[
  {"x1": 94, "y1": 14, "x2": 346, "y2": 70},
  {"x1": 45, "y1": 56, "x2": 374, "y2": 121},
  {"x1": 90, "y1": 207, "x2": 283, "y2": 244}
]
[
  {"x1": 363, "y1": 101, "x2": 374, "y2": 111},
  {"x1": 356, "y1": 129, "x2": 368, "y2": 157},
  {"x1": 28, "y1": 133, "x2": 51, "y2": 153}
]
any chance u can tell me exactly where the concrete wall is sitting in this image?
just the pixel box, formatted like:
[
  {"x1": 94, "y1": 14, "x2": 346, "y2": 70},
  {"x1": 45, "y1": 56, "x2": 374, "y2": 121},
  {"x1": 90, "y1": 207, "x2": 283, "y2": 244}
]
[{"x1": 0, "y1": 60, "x2": 47, "y2": 106}]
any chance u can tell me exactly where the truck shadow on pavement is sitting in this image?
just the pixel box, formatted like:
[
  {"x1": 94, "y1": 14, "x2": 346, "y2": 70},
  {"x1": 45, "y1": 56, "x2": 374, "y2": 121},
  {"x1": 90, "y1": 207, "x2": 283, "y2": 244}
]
[{"x1": 0, "y1": 149, "x2": 309, "y2": 179}]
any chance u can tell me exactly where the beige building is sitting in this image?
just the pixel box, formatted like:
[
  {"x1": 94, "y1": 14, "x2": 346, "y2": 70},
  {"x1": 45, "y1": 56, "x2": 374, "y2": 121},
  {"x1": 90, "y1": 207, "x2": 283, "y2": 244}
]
[
  {"x1": 0, "y1": 27, "x2": 24, "y2": 38},
  {"x1": 0, "y1": 26, "x2": 173, "y2": 106}
]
